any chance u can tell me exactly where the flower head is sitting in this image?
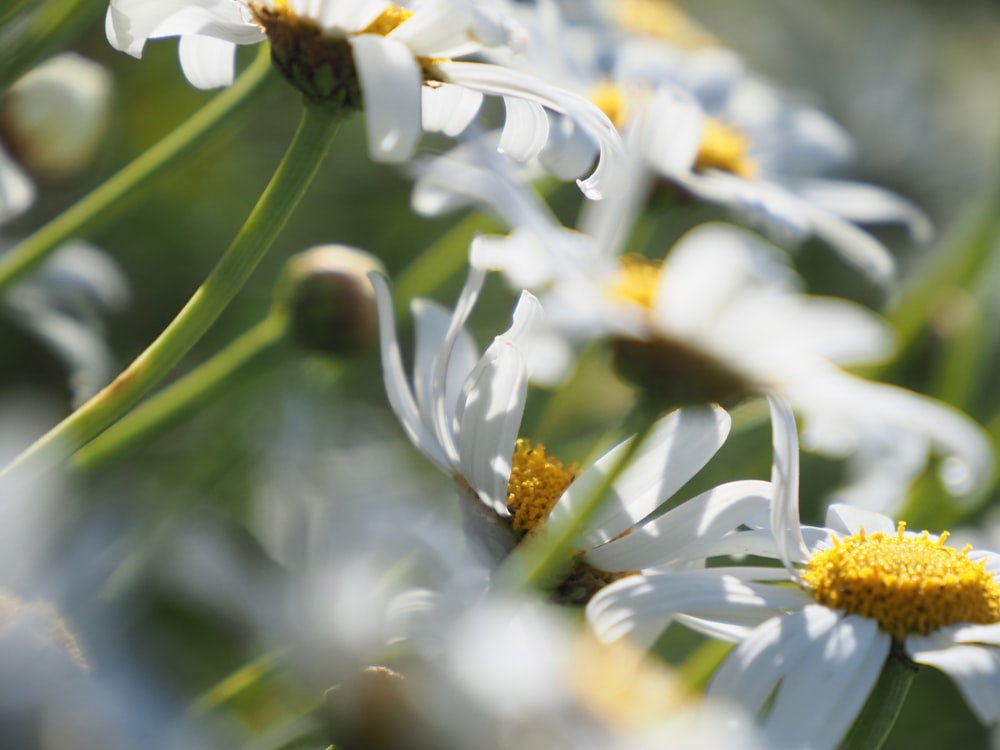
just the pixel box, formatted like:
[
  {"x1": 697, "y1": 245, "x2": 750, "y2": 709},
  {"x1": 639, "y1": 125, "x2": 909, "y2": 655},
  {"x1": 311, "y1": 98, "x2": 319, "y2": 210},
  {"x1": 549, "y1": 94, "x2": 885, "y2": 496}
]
[
  {"x1": 105, "y1": 0, "x2": 622, "y2": 194},
  {"x1": 587, "y1": 401, "x2": 1000, "y2": 747},
  {"x1": 372, "y1": 266, "x2": 777, "y2": 602}
]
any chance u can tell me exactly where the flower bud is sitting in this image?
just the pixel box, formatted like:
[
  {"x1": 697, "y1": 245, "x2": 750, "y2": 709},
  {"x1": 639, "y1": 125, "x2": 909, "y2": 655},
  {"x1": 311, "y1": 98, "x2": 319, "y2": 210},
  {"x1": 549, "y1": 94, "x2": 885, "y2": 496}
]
[
  {"x1": 276, "y1": 244, "x2": 385, "y2": 355},
  {"x1": 0, "y1": 53, "x2": 113, "y2": 181}
]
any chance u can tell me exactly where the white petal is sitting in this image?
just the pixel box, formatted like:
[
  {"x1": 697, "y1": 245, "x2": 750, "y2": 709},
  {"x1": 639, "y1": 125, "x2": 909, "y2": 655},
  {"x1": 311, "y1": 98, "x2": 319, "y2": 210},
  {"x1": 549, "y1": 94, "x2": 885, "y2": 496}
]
[
  {"x1": 421, "y1": 83, "x2": 482, "y2": 137},
  {"x1": 0, "y1": 145, "x2": 35, "y2": 224},
  {"x1": 549, "y1": 404, "x2": 731, "y2": 548},
  {"x1": 498, "y1": 97, "x2": 550, "y2": 163},
  {"x1": 909, "y1": 643, "x2": 1000, "y2": 723},
  {"x1": 538, "y1": 114, "x2": 599, "y2": 181},
  {"x1": 823, "y1": 504, "x2": 896, "y2": 537},
  {"x1": 454, "y1": 293, "x2": 540, "y2": 515},
  {"x1": 314, "y1": 0, "x2": 388, "y2": 31},
  {"x1": 386, "y1": 2, "x2": 479, "y2": 57},
  {"x1": 796, "y1": 198, "x2": 897, "y2": 287},
  {"x1": 634, "y1": 87, "x2": 704, "y2": 177},
  {"x1": 791, "y1": 178, "x2": 934, "y2": 243},
  {"x1": 586, "y1": 570, "x2": 807, "y2": 644},
  {"x1": 767, "y1": 394, "x2": 810, "y2": 572},
  {"x1": 911, "y1": 622, "x2": 1000, "y2": 648},
  {"x1": 434, "y1": 61, "x2": 623, "y2": 199},
  {"x1": 369, "y1": 272, "x2": 451, "y2": 472},
  {"x1": 584, "y1": 479, "x2": 772, "y2": 571},
  {"x1": 455, "y1": 340, "x2": 525, "y2": 516},
  {"x1": 178, "y1": 34, "x2": 236, "y2": 89},
  {"x1": 428, "y1": 265, "x2": 488, "y2": 463},
  {"x1": 350, "y1": 35, "x2": 423, "y2": 163},
  {"x1": 411, "y1": 299, "x2": 470, "y2": 452},
  {"x1": 789, "y1": 375, "x2": 994, "y2": 500},
  {"x1": 762, "y1": 614, "x2": 887, "y2": 750}
]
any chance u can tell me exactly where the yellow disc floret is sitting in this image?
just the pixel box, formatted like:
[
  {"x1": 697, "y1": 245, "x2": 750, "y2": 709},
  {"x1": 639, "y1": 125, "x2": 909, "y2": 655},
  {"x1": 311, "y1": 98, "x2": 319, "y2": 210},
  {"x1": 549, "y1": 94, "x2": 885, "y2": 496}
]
[
  {"x1": 591, "y1": 80, "x2": 630, "y2": 131},
  {"x1": 803, "y1": 523, "x2": 1000, "y2": 640},
  {"x1": 615, "y1": 0, "x2": 717, "y2": 50},
  {"x1": 695, "y1": 118, "x2": 757, "y2": 178},
  {"x1": 612, "y1": 255, "x2": 661, "y2": 310},
  {"x1": 506, "y1": 439, "x2": 578, "y2": 535},
  {"x1": 360, "y1": 5, "x2": 414, "y2": 36}
]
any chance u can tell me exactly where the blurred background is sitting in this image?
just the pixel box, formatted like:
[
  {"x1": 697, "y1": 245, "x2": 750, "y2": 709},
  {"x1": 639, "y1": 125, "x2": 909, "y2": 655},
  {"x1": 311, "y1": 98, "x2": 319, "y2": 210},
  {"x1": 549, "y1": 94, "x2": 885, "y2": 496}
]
[{"x1": 2, "y1": 0, "x2": 1000, "y2": 747}]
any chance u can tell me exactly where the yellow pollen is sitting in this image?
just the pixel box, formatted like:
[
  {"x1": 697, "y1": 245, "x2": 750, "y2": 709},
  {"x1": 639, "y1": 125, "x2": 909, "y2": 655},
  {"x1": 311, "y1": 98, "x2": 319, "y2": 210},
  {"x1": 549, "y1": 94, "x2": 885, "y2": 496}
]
[
  {"x1": 506, "y1": 439, "x2": 578, "y2": 535},
  {"x1": 360, "y1": 5, "x2": 414, "y2": 36},
  {"x1": 591, "y1": 81, "x2": 629, "y2": 131},
  {"x1": 695, "y1": 118, "x2": 756, "y2": 178},
  {"x1": 612, "y1": 255, "x2": 661, "y2": 311},
  {"x1": 615, "y1": 0, "x2": 717, "y2": 49},
  {"x1": 802, "y1": 523, "x2": 1000, "y2": 640}
]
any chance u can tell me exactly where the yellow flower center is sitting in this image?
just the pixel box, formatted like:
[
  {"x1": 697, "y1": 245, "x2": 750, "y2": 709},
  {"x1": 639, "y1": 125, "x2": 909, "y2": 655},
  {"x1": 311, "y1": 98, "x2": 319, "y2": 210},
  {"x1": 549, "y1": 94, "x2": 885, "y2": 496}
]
[
  {"x1": 249, "y1": 2, "x2": 437, "y2": 111},
  {"x1": 590, "y1": 80, "x2": 629, "y2": 131},
  {"x1": 608, "y1": 256, "x2": 755, "y2": 405},
  {"x1": 612, "y1": 255, "x2": 661, "y2": 310},
  {"x1": 695, "y1": 118, "x2": 756, "y2": 178},
  {"x1": 615, "y1": 0, "x2": 717, "y2": 49},
  {"x1": 802, "y1": 523, "x2": 1000, "y2": 640},
  {"x1": 360, "y1": 5, "x2": 414, "y2": 35},
  {"x1": 506, "y1": 439, "x2": 578, "y2": 535},
  {"x1": 259, "y1": 1, "x2": 412, "y2": 36}
]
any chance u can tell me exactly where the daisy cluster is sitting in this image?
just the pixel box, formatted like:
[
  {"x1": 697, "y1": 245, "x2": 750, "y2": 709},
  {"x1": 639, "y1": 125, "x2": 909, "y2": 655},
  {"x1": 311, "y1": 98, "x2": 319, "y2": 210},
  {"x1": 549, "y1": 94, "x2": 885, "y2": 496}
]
[{"x1": 3, "y1": 0, "x2": 1000, "y2": 747}]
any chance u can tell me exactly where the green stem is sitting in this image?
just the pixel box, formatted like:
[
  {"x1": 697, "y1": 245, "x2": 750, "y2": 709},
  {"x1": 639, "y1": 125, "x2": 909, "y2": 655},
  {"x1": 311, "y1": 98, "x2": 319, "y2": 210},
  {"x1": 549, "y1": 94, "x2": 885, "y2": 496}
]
[
  {"x1": 1, "y1": 105, "x2": 341, "y2": 480},
  {"x1": 495, "y1": 406, "x2": 661, "y2": 592},
  {"x1": 888, "y1": 164, "x2": 1000, "y2": 350},
  {"x1": 72, "y1": 313, "x2": 288, "y2": 471},
  {"x1": 190, "y1": 651, "x2": 284, "y2": 716},
  {"x1": 839, "y1": 641, "x2": 917, "y2": 750},
  {"x1": 0, "y1": 45, "x2": 274, "y2": 295}
]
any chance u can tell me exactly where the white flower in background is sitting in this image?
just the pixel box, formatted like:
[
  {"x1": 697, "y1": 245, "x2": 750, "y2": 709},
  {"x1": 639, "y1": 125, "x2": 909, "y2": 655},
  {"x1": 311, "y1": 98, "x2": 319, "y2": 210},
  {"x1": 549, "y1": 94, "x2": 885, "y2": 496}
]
[
  {"x1": 104, "y1": 0, "x2": 622, "y2": 196},
  {"x1": 372, "y1": 266, "x2": 776, "y2": 599},
  {"x1": 377, "y1": 593, "x2": 767, "y2": 750},
  {"x1": 2, "y1": 240, "x2": 130, "y2": 406},
  {"x1": 478, "y1": 0, "x2": 930, "y2": 283},
  {"x1": 588, "y1": 401, "x2": 1000, "y2": 749},
  {"x1": 0, "y1": 53, "x2": 113, "y2": 224},
  {"x1": 413, "y1": 148, "x2": 991, "y2": 504}
]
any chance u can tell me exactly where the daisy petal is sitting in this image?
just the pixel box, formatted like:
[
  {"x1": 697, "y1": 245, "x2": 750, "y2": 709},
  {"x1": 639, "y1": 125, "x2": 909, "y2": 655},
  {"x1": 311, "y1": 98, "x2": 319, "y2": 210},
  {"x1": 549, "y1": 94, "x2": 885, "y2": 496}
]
[
  {"x1": 178, "y1": 34, "x2": 236, "y2": 89},
  {"x1": 767, "y1": 394, "x2": 810, "y2": 571},
  {"x1": 429, "y1": 265, "x2": 488, "y2": 462},
  {"x1": 350, "y1": 34, "x2": 422, "y2": 163},
  {"x1": 824, "y1": 504, "x2": 896, "y2": 537},
  {"x1": 455, "y1": 340, "x2": 525, "y2": 516},
  {"x1": 370, "y1": 272, "x2": 451, "y2": 472},
  {"x1": 584, "y1": 479, "x2": 772, "y2": 571},
  {"x1": 791, "y1": 178, "x2": 934, "y2": 243},
  {"x1": 434, "y1": 61, "x2": 623, "y2": 199},
  {"x1": 421, "y1": 83, "x2": 483, "y2": 137},
  {"x1": 550, "y1": 405, "x2": 731, "y2": 548},
  {"x1": 0, "y1": 145, "x2": 35, "y2": 224},
  {"x1": 762, "y1": 613, "x2": 887, "y2": 750},
  {"x1": 498, "y1": 97, "x2": 550, "y2": 163},
  {"x1": 586, "y1": 569, "x2": 808, "y2": 644},
  {"x1": 909, "y1": 642, "x2": 1000, "y2": 723}
]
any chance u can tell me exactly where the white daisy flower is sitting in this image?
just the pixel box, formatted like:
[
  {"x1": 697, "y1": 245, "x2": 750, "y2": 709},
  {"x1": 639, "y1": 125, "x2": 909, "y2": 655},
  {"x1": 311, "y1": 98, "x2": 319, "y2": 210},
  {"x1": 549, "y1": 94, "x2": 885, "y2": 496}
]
[
  {"x1": 104, "y1": 0, "x2": 622, "y2": 196},
  {"x1": 410, "y1": 146, "x2": 992, "y2": 504},
  {"x1": 476, "y1": 0, "x2": 929, "y2": 283},
  {"x1": 371, "y1": 265, "x2": 775, "y2": 596},
  {"x1": 588, "y1": 397, "x2": 1000, "y2": 748}
]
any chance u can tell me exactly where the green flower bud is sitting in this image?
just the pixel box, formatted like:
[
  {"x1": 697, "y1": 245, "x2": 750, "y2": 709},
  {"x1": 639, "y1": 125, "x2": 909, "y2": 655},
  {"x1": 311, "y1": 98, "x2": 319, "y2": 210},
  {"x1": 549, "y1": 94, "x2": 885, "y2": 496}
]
[{"x1": 276, "y1": 244, "x2": 385, "y2": 355}]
